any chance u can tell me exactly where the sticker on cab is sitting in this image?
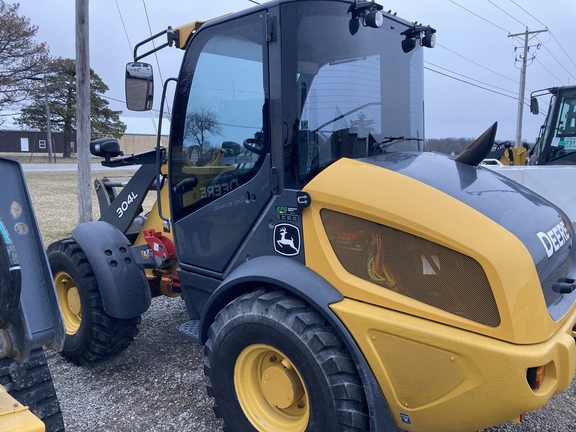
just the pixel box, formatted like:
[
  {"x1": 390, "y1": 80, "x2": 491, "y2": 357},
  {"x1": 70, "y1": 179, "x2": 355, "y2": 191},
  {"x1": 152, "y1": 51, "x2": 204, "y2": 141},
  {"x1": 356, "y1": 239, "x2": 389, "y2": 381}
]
[{"x1": 273, "y1": 223, "x2": 301, "y2": 256}]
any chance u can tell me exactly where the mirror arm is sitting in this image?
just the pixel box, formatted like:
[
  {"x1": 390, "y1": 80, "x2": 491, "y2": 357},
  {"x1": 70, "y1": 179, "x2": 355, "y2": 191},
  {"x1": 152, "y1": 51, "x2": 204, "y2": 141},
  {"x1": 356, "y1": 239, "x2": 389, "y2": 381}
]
[{"x1": 133, "y1": 27, "x2": 178, "y2": 62}]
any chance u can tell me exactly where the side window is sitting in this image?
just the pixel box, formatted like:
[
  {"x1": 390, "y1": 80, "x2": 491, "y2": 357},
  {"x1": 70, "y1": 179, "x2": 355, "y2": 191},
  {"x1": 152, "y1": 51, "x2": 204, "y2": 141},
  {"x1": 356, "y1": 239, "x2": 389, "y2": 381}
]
[
  {"x1": 172, "y1": 18, "x2": 266, "y2": 218},
  {"x1": 548, "y1": 95, "x2": 576, "y2": 162}
]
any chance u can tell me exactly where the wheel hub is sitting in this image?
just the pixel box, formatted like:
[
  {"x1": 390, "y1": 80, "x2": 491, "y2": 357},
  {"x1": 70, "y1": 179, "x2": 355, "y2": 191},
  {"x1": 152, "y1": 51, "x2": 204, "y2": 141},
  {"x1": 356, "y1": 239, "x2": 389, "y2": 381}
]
[
  {"x1": 234, "y1": 344, "x2": 309, "y2": 431},
  {"x1": 54, "y1": 271, "x2": 81, "y2": 334},
  {"x1": 261, "y1": 361, "x2": 304, "y2": 409},
  {"x1": 67, "y1": 287, "x2": 81, "y2": 316}
]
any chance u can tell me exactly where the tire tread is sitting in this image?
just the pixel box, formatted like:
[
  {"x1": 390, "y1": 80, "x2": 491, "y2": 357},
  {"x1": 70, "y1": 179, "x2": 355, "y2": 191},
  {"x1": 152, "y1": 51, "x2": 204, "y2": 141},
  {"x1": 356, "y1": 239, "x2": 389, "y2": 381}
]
[
  {"x1": 47, "y1": 238, "x2": 140, "y2": 366},
  {"x1": 205, "y1": 288, "x2": 369, "y2": 432},
  {"x1": 0, "y1": 349, "x2": 65, "y2": 432}
]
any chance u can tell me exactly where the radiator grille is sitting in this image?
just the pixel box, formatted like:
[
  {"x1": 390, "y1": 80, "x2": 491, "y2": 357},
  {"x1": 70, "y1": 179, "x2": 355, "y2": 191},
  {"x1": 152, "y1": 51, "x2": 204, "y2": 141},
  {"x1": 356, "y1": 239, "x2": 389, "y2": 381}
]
[{"x1": 322, "y1": 209, "x2": 501, "y2": 327}]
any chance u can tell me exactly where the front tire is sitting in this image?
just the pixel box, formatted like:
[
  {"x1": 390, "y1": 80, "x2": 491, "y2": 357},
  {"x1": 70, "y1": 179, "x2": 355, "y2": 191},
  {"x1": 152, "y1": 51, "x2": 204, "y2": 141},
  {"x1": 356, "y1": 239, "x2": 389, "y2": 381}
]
[
  {"x1": 47, "y1": 238, "x2": 140, "y2": 365},
  {"x1": 204, "y1": 289, "x2": 369, "y2": 432}
]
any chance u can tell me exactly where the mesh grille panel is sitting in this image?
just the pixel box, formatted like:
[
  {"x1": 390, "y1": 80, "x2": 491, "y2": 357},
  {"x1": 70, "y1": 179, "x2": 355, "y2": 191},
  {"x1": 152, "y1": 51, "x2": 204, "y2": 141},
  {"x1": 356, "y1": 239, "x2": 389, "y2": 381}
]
[{"x1": 322, "y1": 209, "x2": 501, "y2": 327}]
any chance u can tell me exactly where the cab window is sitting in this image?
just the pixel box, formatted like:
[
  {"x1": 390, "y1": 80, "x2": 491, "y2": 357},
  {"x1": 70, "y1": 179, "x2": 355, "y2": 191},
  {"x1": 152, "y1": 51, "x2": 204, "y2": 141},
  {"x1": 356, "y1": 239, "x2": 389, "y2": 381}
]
[{"x1": 171, "y1": 16, "x2": 266, "y2": 220}]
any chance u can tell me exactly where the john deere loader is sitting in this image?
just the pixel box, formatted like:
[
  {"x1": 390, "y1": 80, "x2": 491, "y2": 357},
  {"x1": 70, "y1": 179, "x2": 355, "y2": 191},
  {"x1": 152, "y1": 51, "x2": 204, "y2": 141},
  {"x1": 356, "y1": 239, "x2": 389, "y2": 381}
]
[
  {"x1": 47, "y1": 1, "x2": 576, "y2": 431},
  {"x1": 0, "y1": 157, "x2": 65, "y2": 431}
]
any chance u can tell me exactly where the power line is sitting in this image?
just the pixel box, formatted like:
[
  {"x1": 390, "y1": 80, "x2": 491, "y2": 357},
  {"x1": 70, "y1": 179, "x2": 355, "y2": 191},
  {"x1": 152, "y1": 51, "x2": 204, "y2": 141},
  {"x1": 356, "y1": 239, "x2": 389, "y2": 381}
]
[
  {"x1": 99, "y1": 93, "x2": 162, "y2": 114},
  {"x1": 486, "y1": 0, "x2": 529, "y2": 29},
  {"x1": 142, "y1": 0, "x2": 163, "y2": 83},
  {"x1": 99, "y1": 94, "x2": 126, "y2": 104},
  {"x1": 510, "y1": 0, "x2": 576, "y2": 82},
  {"x1": 508, "y1": 0, "x2": 548, "y2": 29},
  {"x1": 425, "y1": 61, "x2": 517, "y2": 96},
  {"x1": 424, "y1": 66, "x2": 518, "y2": 101},
  {"x1": 448, "y1": 0, "x2": 510, "y2": 33},
  {"x1": 436, "y1": 43, "x2": 518, "y2": 84},
  {"x1": 536, "y1": 40, "x2": 576, "y2": 82},
  {"x1": 506, "y1": 1, "x2": 576, "y2": 71},
  {"x1": 114, "y1": 0, "x2": 133, "y2": 55},
  {"x1": 534, "y1": 58, "x2": 565, "y2": 86},
  {"x1": 142, "y1": 0, "x2": 171, "y2": 119},
  {"x1": 550, "y1": 31, "x2": 576, "y2": 70}
]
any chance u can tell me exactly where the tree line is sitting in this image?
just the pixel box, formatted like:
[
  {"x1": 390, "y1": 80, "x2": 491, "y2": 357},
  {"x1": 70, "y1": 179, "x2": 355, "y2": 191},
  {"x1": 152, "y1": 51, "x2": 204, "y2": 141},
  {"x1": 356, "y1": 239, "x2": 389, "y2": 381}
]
[
  {"x1": 0, "y1": 1, "x2": 125, "y2": 158},
  {"x1": 425, "y1": 137, "x2": 474, "y2": 155},
  {"x1": 425, "y1": 137, "x2": 533, "y2": 155}
]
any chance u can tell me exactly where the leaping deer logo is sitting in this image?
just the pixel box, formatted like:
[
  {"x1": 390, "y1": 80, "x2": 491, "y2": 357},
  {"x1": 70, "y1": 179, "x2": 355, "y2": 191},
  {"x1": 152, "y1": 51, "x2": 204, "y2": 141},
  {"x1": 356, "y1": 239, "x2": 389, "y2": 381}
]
[
  {"x1": 274, "y1": 224, "x2": 300, "y2": 256},
  {"x1": 277, "y1": 227, "x2": 297, "y2": 251}
]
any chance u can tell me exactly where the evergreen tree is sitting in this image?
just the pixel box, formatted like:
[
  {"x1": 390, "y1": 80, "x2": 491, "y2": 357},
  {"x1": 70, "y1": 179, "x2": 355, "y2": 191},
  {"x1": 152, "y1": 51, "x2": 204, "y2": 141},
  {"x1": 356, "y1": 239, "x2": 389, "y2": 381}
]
[
  {"x1": 16, "y1": 58, "x2": 126, "y2": 157},
  {"x1": 349, "y1": 111, "x2": 376, "y2": 136}
]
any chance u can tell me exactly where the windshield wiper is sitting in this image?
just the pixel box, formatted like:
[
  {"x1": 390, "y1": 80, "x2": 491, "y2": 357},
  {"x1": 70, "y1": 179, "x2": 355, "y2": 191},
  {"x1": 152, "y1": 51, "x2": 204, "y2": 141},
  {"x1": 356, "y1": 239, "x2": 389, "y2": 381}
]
[
  {"x1": 313, "y1": 102, "x2": 380, "y2": 132},
  {"x1": 372, "y1": 136, "x2": 423, "y2": 154}
]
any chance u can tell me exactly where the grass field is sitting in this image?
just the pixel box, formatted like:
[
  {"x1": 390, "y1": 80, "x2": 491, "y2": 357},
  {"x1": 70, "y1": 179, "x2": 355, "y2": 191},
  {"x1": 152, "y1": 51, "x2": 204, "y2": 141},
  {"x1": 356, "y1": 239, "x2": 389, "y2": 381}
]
[
  {"x1": 24, "y1": 170, "x2": 147, "y2": 246},
  {"x1": 3, "y1": 153, "x2": 75, "y2": 164}
]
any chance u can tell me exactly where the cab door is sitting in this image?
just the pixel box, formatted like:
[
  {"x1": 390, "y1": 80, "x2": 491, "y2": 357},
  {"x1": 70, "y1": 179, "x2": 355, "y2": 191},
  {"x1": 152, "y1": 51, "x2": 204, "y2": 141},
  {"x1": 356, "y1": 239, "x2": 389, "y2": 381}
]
[{"x1": 169, "y1": 12, "x2": 271, "y2": 273}]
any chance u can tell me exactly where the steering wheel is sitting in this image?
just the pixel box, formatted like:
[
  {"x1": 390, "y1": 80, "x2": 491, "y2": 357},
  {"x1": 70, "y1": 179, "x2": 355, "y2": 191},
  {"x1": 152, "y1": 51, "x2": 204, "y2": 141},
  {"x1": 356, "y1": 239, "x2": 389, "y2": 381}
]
[{"x1": 243, "y1": 137, "x2": 264, "y2": 155}]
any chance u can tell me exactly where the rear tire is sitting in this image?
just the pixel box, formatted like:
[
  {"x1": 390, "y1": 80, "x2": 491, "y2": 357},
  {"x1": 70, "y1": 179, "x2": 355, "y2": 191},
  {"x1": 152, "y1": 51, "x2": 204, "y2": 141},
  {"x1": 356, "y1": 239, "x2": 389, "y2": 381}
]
[
  {"x1": 47, "y1": 238, "x2": 140, "y2": 365},
  {"x1": 204, "y1": 289, "x2": 369, "y2": 432},
  {"x1": 0, "y1": 349, "x2": 65, "y2": 432}
]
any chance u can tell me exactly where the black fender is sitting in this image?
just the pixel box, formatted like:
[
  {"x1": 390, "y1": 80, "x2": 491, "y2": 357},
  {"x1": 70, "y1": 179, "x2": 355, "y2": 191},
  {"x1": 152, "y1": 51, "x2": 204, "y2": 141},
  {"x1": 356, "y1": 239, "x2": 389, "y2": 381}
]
[
  {"x1": 199, "y1": 256, "x2": 396, "y2": 432},
  {"x1": 72, "y1": 221, "x2": 150, "y2": 319}
]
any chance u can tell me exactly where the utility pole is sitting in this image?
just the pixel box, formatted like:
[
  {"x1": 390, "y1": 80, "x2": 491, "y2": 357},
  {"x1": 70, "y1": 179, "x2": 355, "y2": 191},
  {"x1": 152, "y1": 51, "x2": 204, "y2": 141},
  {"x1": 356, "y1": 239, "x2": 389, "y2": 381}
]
[
  {"x1": 25, "y1": 76, "x2": 53, "y2": 163},
  {"x1": 43, "y1": 75, "x2": 53, "y2": 163},
  {"x1": 508, "y1": 28, "x2": 548, "y2": 148},
  {"x1": 76, "y1": 0, "x2": 92, "y2": 223}
]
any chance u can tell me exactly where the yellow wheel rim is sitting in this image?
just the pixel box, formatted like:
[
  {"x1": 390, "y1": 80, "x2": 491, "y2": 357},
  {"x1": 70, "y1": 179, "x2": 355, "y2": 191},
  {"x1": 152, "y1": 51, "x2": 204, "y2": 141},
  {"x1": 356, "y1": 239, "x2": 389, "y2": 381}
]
[
  {"x1": 234, "y1": 344, "x2": 309, "y2": 432},
  {"x1": 54, "y1": 271, "x2": 82, "y2": 335}
]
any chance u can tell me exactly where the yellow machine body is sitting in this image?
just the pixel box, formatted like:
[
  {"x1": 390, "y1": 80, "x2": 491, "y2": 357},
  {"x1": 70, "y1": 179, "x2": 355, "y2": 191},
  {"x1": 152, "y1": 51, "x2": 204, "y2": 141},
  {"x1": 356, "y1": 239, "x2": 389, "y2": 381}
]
[
  {"x1": 303, "y1": 158, "x2": 576, "y2": 430},
  {"x1": 0, "y1": 385, "x2": 45, "y2": 432}
]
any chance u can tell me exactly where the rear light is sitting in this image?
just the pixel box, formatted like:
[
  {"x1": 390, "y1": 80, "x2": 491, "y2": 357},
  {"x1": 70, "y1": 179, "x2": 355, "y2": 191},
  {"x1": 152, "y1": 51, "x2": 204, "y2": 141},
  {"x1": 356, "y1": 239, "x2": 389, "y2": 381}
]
[{"x1": 526, "y1": 365, "x2": 546, "y2": 390}]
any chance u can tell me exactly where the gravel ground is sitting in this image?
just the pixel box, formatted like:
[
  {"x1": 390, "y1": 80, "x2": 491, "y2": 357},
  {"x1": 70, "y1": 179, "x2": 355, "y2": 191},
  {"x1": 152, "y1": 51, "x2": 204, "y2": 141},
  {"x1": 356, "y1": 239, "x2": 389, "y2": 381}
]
[
  {"x1": 46, "y1": 296, "x2": 575, "y2": 432},
  {"x1": 46, "y1": 296, "x2": 224, "y2": 432}
]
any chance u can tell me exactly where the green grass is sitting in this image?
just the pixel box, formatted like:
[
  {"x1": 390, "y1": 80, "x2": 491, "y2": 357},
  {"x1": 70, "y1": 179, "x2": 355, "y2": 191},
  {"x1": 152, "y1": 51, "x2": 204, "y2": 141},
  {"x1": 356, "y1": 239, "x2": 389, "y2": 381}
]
[
  {"x1": 2, "y1": 153, "x2": 75, "y2": 164},
  {"x1": 24, "y1": 170, "x2": 148, "y2": 246}
]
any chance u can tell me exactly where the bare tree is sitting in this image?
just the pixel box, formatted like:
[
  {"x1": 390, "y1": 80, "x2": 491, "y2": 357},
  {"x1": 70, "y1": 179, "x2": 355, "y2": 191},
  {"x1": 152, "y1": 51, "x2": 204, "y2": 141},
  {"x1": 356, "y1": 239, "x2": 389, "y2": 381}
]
[
  {"x1": 184, "y1": 107, "x2": 223, "y2": 152},
  {"x1": 0, "y1": 1, "x2": 50, "y2": 124}
]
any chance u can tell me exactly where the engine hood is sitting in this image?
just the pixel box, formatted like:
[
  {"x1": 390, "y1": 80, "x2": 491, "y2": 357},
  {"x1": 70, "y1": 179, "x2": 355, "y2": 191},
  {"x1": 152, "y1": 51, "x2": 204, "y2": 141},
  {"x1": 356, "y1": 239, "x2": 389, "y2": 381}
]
[{"x1": 361, "y1": 151, "x2": 576, "y2": 320}]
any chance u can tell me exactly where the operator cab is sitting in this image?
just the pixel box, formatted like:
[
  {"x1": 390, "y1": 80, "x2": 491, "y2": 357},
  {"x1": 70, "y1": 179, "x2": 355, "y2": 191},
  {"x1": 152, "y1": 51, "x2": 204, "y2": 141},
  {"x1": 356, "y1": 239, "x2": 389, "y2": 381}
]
[
  {"x1": 126, "y1": 0, "x2": 434, "y2": 276},
  {"x1": 530, "y1": 86, "x2": 576, "y2": 165}
]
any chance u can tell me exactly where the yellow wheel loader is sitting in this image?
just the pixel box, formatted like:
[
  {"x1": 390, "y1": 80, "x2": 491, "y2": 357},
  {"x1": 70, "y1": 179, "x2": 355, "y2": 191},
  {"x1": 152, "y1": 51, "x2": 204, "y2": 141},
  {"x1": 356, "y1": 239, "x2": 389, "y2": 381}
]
[
  {"x1": 49, "y1": 1, "x2": 576, "y2": 430},
  {"x1": 529, "y1": 85, "x2": 576, "y2": 165},
  {"x1": 0, "y1": 157, "x2": 65, "y2": 431}
]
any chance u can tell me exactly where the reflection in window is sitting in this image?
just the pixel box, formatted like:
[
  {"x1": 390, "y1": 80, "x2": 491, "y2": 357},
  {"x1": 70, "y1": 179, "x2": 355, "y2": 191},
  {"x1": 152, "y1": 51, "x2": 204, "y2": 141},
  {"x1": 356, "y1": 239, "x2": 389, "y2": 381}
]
[
  {"x1": 172, "y1": 23, "x2": 266, "y2": 219},
  {"x1": 282, "y1": 2, "x2": 425, "y2": 188}
]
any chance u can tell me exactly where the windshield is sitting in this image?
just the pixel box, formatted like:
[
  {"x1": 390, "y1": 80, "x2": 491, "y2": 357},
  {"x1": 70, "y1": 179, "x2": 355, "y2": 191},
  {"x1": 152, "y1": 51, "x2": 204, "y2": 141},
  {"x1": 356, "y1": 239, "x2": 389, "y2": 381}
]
[{"x1": 281, "y1": 1, "x2": 425, "y2": 187}]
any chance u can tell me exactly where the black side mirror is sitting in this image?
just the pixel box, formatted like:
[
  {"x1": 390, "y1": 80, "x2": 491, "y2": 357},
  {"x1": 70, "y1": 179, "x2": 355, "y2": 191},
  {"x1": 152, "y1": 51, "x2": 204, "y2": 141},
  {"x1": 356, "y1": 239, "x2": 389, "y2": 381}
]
[
  {"x1": 125, "y1": 62, "x2": 154, "y2": 111},
  {"x1": 530, "y1": 96, "x2": 539, "y2": 115}
]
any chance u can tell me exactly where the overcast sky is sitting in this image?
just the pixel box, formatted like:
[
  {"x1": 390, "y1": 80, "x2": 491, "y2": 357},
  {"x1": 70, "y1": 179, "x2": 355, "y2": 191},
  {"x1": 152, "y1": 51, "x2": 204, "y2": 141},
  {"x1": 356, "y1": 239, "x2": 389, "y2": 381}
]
[{"x1": 13, "y1": 0, "x2": 576, "y2": 141}]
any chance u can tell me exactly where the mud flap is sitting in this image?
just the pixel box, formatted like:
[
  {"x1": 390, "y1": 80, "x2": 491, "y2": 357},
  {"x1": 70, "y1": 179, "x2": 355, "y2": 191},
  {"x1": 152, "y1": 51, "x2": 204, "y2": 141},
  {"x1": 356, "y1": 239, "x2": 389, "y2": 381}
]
[{"x1": 72, "y1": 221, "x2": 150, "y2": 319}]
